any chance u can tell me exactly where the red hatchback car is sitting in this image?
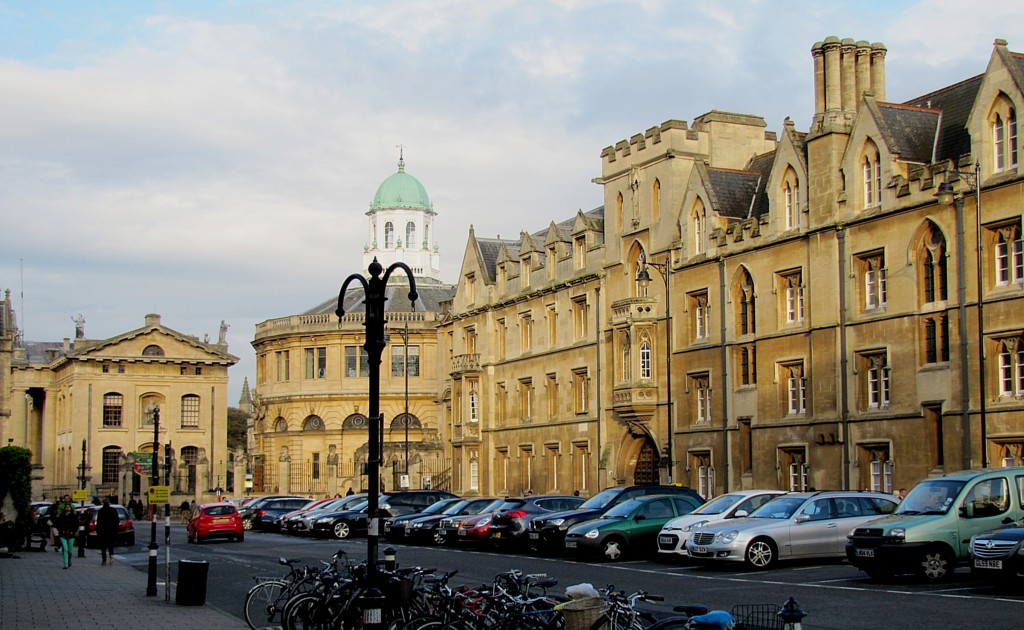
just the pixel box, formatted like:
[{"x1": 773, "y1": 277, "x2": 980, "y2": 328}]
[{"x1": 187, "y1": 502, "x2": 245, "y2": 543}]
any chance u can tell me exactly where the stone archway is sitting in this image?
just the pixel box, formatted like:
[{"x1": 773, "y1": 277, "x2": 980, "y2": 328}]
[
  {"x1": 613, "y1": 427, "x2": 661, "y2": 486},
  {"x1": 634, "y1": 439, "x2": 659, "y2": 485}
]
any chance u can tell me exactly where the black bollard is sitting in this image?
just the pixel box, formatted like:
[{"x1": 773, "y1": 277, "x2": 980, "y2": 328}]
[
  {"x1": 77, "y1": 523, "x2": 86, "y2": 558},
  {"x1": 777, "y1": 597, "x2": 807, "y2": 629},
  {"x1": 384, "y1": 547, "x2": 397, "y2": 572}
]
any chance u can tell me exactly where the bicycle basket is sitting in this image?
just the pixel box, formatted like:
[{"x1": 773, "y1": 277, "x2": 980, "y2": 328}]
[
  {"x1": 386, "y1": 575, "x2": 416, "y2": 604},
  {"x1": 729, "y1": 603, "x2": 784, "y2": 630},
  {"x1": 561, "y1": 597, "x2": 607, "y2": 630}
]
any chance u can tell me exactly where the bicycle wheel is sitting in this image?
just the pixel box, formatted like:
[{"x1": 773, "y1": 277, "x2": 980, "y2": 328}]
[
  {"x1": 243, "y1": 580, "x2": 287, "y2": 630},
  {"x1": 282, "y1": 592, "x2": 329, "y2": 630}
]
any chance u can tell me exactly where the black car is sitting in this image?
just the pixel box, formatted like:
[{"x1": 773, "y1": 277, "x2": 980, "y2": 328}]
[
  {"x1": 529, "y1": 485, "x2": 704, "y2": 553},
  {"x1": 241, "y1": 496, "x2": 312, "y2": 531},
  {"x1": 311, "y1": 490, "x2": 457, "y2": 540},
  {"x1": 970, "y1": 524, "x2": 1024, "y2": 587},
  {"x1": 409, "y1": 498, "x2": 503, "y2": 545},
  {"x1": 384, "y1": 498, "x2": 463, "y2": 542},
  {"x1": 281, "y1": 495, "x2": 367, "y2": 535},
  {"x1": 489, "y1": 495, "x2": 586, "y2": 550}
]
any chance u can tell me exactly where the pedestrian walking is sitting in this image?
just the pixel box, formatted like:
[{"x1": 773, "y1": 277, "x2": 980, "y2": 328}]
[
  {"x1": 53, "y1": 495, "x2": 78, "y2": 569},
  {"x1": 96, "y1": 497, "x2": 118, "y2": 566},
  {"x1": 42, "y1": 501, "x2": 60, "y2": 552}
]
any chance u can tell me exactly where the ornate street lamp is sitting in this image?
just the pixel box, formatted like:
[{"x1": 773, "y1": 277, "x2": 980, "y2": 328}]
[
  {"x1": 936, "y1": 161, "x2": 986, "y2": 468},
  {"x1": 637, "y1": 256, "x2": 675, "y2": 485},
  {"x1": 336, "y1": 257, "x2": 417, "y2": 628}
]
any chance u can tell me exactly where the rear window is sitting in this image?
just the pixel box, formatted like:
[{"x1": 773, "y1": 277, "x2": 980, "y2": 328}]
[
  {"x1": 498, "y1": 500, "x2": 526, "y2": 511},
  {"x1": 204, "y1": 505, "x2": 237, "y2": 516}
]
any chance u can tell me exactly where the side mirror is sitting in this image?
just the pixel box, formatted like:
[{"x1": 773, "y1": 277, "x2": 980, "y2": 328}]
[
  {"x1": 733, "y1": 510, "x2": 749, "y2": 518},
  {"x1": 634, "y1": 514, "x2": 646, "y2": 521},
  {"x1": 794, "y1": 515, "x2": 811, "y2": 523}
]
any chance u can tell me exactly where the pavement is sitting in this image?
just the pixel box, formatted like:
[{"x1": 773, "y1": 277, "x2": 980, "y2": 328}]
[{"x1": 0, "y1": 543, "x2": 249, "y2": 629}]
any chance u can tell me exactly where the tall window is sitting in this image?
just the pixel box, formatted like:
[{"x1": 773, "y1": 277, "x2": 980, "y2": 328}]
[
  {"x1": 496, "y1": 448, "x2": 509, "y2": 491},
  {"x1": 691, "y1": 201, "x2": 706, "y2": 255},
  {"x1": 468, "y1": 380, "x2": 479, "y2": 422},
  {"x1": 639, "y1": 334, "x2": 652, "y2": 380},
  {"x1": 181, "y1": 394, "x2": 200, "y2": 428},
  {"x1": 739, "y1": 345, "x2": 756, "y2": 386},
  {"x1": 859, "y1": 253, "x2": 887, "y2": 310},
  {"x1": 520, "y1": 313, "x2": 533, "y2": 352},
  {"x1": 994, "y1": 225, "x2": 1023, "y2": 285},
  {"x1": 860, "y1": 352, "x2": 891, "y2": 410},
  {"x1": 619, "y1": 331, "x2": 632, "y2": 382},
  {"x1": 496, "y1": 382, "x2": 507, "y2": 425},
  {"x1": 573, "y1": 369, "x2": 589, "y2": 414},
  {"x1": 920, "y1": 224, "x2": 948, "y2": 303},
  {"x1": 574, "y1": 236, "x2": 587, "y2": 270},
  {"x1": 690, "y1": 291, "x2": 710, "y2": 341},
  {"x1": 992, "y1": 102, "x2": 1019, "y2": 172},
  {"x1": 573, "y1": 297, "x2": 589, "y2": 339},
  {"x1": 496, "y1": 318, "x2": 506, "y2": 358},
  {"x1": 275, "y1": 350, "x2": 290, "y2": 382},
  {"x1": 392, "y1": 345, "x2": 420, "y2": 377},
  {"x1": 692, "y1": 452, "x2": 714, "y2": 499},
  {"x1": 780, "y1": 270, "x2": 804, "y2": 324},
  {"x1": 519, "y1": 378, "x2": 533, "y2": 420},
  {"x1": 102, "y1": 446, "x2": 123, "y2": 484},
  {"x1": 573, "y1": 443, "x2": 589, "y2": 493},
  {"x1": 862, "y1": 145, "x2": 882, "y2": 208},
  {"x1": 546, "y1": 304, "x2": 557, "y2": 347},
  {"x1": 521, "y1": 256, "x2": 532, "y2": 289},
  {"x1": 736, "y1": 269, "x2": 756, "y2": 335},
  {"x1": 546, "y1": 445, "x2": 560, "y2": 492},
  {"x1": 384, "y1": 221, "x2": 394, "y2": 248},
  {"x1": 780, "y1": 448, "x2": 808, "y2": 491},
  {"x1": 345, "y1": 346, "x2": 368, "y2": 378},
  {"x1": 998, "y1": 338, "x2": 1024, "y2": 398},
  {"x1": 781, "y1": 363, "x2": 806, "y2": 415},
  {"x1": 861, "y1": 445, "x2": 893, "y2": 493},
  {"x1": 784, "y1": 181, "x2": 800, "y2": 230},
  {"x1": 305, "y1": 346, "x2": 327, "y2": 379},
  {"x1": 546, "y1": 374, "x2": 558, "y2": 419},
  {"x1": 520, "y1": 447, "x2": 533, "y2": 494},
  {"x1": 652, "y1": 178, "x2": 661, "y2": 222},
  {"x1": 102, "y1": 393, "x2": 123, "y2": 428},
  {"x1": 923, "y1": 316, "x2": 950, "y2": 364},
  {"x1": 692, "y1": 374, "x2": 711, "y2": 423},
  {"x1": 469, "y1": 450, "x2": 480, "y2": 491},
  {"x1": 406, "y1": 221, "x2": 416, "y2": 247}
]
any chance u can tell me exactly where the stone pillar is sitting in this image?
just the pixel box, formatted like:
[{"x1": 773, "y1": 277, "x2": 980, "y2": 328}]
[
  {"x1": 855, "y1": 41, "x2": 872, "y2": 102},
  {"x1": 870, "y1": 42, "x2": 887, "y2": 102},
  {"x1": 823, "y1": 36, "x2": 842, "y2": 111},
  {"x1": 840, "y1": 38, "x2": 857, "y2": 113},
  {"x1": 232, "y1": 457, "x2": 247, "y2": 495},
  {"x1": 278, "y1": 446, "x2": 291, "y2": 495},
  {"x1": 811, "y1": 42, "x2": 825, "y2": 115},
  {"x1": 196, "y1": 450, "x2": 210, "y2": 502}
]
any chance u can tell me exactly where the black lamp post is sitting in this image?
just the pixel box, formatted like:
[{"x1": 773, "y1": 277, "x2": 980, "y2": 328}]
[
  {"x1": 936, "y1": 161, "x2": 986, "y2": 468},
  {"x1": 144, "y1": 402, "x2": 160, "y2": 597},
  {"x1": 637, "y1": 256, "x2": 674, "y2": 485},
  {"x1": 336, "y1": 257, "x2": 417, "y2": 627}
]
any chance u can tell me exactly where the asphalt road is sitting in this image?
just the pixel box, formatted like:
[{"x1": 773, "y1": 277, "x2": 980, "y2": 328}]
[{"x1": 121, "y1": 526, "x2": 1024, "y2": 630}]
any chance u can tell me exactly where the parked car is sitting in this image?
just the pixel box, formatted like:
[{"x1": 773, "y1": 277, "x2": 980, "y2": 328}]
[
  {"x1": 77, "y1": 504, "x2": 136, "y2": 547},
  {"x1": 281, "y1": 494, "x2": 366, "y2": 535},
  {"x1": 28, "y1": 501, "x2": 53, "y2": 550},
  {"x1": 454, "y1": 510, "x2": 499, "y2": 545},
  {"x1": 186, "y1": 502, "x2": 244, "y2": 543},
  {"x1": 689, "y1": 491, "x2": 898, "y2": 569},
  {"x1": 564, "y1": 494, "x2": 703, "y2": 561},
  {"x1": 847, "y1": 467, "x2": 1024, "y2": 581},
  {"x1": 530, "y1": 485, "x2": 704, "y2": 553},
  {"x1": 272, "y1": 498, "x2": 335, "y2": 531},
  {"x1": 311, "y1": 501, "x2": 370, "y2": 539},
  {"x1": 969, "y1": 524, "x2": 1024, "y2": 587},
  {"x1": 489, "y1": 495, "x2": 586, "y2": 551},
  {"x1": 244, "y1": 497, "x2": 315, "y2": 531},
  {"x1": 379, "y1": 490, "x2": 459, "y2": 518},
  {"x1": 657, "y1": 490, "x2": 787, "y2": 558},
  {"x1": 311, "y1": 491, "x2": 457, "y2": 539},
  {"x1": 384, "y1": 498, "x2": 463, "y2": 542},
  {"x1": 238, "y1": 495, "x2": 300, "y2": 529},
  {"x1": 403, "y1": 498, "x2": 501, "y2": 545}
]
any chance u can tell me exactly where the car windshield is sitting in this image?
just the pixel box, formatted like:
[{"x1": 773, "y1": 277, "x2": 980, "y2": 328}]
[
  {"x1": 346, "y1": 501, "x2": 369, "y2": 512},
  {"x1": 422, "y1": 500, "x2": 455, "y2": 515},
  {"x1": 897, "y1": 480, "x2": 966, "y2": 515},
  {"x1": 580, "y1": 488, "x2": 620, "y2": 510},
  {"x1": 601, "y1": 498, "x2": 643, "y2": 519},
  {"x1": 748, "y1": 496, "x2": 805, "y2": 519},
  {"x1": 692, "y1": 494, "x2": 744, "y2": 516}
]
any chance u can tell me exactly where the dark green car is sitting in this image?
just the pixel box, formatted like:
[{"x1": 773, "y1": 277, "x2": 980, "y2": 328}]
[{"x1": 564, "y1": 494, "x2": 703, "y2": 561}]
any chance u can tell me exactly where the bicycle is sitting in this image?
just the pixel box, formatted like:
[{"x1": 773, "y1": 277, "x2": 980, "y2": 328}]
[{"x1": 243, "y1": 554, "x2": 336, "y2": 630}]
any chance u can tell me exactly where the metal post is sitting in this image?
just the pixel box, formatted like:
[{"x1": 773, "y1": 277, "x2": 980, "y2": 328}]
[
  {"x1": 336, "y1": 258, "x2": 417, "y2": 629},
  {"x1": 404, "y1": 322, "x2": 410, "y2": 484},
  {"x1": 146, "y1": 404, "x2": 160, "y2": 597},
  {"x1": 972, "y1": 162, "x2": 987, "y2": 467},
  {"x1": 78, "y1": 439, "x2": 87, "y2": 558}
]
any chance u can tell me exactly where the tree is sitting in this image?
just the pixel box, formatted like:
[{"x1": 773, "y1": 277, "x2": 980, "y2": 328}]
[
  {"x1": 227, "y1": 407, "x2": 249, "y2": 453},
  {"x1": 0, "y1": 446, "x2": 33, "y2": 551}
]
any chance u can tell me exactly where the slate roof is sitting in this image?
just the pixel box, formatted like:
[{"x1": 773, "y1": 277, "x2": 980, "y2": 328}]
[
  {"x1": 903, "y1": 74, "x2": 983, "y2": 163},
  {"x1": 704, "y1": 166, "x2": 764, "y2": 220},
  {"x1": 874, "y1": 102, "x2": 940, "y2": 164},
  {"x1": 305, "y1": 276, "x2": 455, "y2": 315}
]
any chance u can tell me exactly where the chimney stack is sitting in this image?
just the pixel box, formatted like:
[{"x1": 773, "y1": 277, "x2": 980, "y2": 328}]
[{"x1": 811, "y1": 36, "x2": 887, "y2": 131}]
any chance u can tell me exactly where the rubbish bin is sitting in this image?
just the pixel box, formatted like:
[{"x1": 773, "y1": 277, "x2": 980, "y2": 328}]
[{"x1": 176, "y1": 559, "x2": 209, "y2": 606}]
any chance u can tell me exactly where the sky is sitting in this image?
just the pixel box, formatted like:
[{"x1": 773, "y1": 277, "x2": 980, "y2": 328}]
[{"x1": 2, "y1": 0, "x2": 1020, "y2": 404}]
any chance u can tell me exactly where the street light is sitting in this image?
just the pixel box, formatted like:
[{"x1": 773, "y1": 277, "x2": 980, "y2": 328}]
[
  {"x1": 636, "y1": 256, "x2": 674, "y2": 485},
  {"x1": 144, "y1": 402, "x2": 160, "y2": 597},
  {"x1": 935, "y1": 161, "x2": 986, "y2": 468},
  {"x1": 403, "y1": 321, "x2": 410, "y2": 484},
  {"x1": 336, "y1": 257, "x2": 417, "y2": 628}
]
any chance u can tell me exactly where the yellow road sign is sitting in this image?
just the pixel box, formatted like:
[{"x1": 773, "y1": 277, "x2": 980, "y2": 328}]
[
  {"x1": 148, "y1": 486, "x2": 170, "y2": 504},
  {"x1": 72, "y1": 489, "x2": 88, "y2": 503}
]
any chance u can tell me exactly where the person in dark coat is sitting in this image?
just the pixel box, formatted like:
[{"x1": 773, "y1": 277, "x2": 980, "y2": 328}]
[
  {"x1": 96, "y1": 497, "x2": 119, "y2": 565},
  {"x1": 54, "y1": 495, "x2": 79, "y2": 569}
]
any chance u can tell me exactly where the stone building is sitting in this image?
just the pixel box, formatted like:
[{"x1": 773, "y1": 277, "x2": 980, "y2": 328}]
[
  {"x1": 441, "y1": 36, "x2": 1024, "y2": 498},
  {"x1": 4, "y1": 313, "x2": 238, "y2": 502},
  {"x1": 250, "y1": 156, "x2": 455, "y2": 496}
]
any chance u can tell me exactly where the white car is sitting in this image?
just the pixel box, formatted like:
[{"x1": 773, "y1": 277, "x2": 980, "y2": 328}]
[
  {"x1": 686, "y1": 491, "x2": 898, "y2": 569},
  {"x1": 657, "y1": 490, "x2": 787, "y2": 558}
]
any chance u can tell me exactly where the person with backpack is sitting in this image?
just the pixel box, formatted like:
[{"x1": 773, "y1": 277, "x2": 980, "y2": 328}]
[{"x1": 53, "y1": 495, "x2": 79, "y2": 569}]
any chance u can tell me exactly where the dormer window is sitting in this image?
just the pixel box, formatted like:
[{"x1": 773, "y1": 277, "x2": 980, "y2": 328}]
[
  {"x1": 862, "y1": 144, "x2": 882, "y2": 208},
  {"x1": 521, "y1": 256, "x2": 531, "y2": 289},
  {"x1": 993, "y1": 106, "x2": 1018, "y2": 172},
  {"x1": 691, "y1": 200, "x2": 706, "y2": 255},
  {"x1": 784, "y1": 182, "x2": 800, "y2": 230}
]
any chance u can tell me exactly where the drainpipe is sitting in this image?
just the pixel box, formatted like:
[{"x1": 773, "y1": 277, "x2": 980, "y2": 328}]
[
  {"x1": 595, "y1": 286, "x2": 603, "y2": 492},
  {"x1": 838, "y1": 227, "x2": 851, "y2": 490},
  {"x1": 719, "y1": 258, "x2": 729, "y2": 493}
]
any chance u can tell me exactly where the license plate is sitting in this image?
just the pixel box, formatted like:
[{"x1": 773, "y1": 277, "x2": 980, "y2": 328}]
[
  {"x1": 213, "y1": 518, "x2": 229, "y2": 524},
  {"x1": 458, "y1": 530, "x2": 466, "y2": 536},
  {"x1": 565, "y1": 541, "x2": 577, "y2": 549},
  {"x1": 693, "y1": 545, "x2": 708, "y2": 554},
  {"x1": 528, "y1": 532, "x2": 539, "y2": 540},
  {"x1": 855, "y1": 548, "x2": 875, "y2": 558},
  {"x1": 974, "y1": 559, "x2": 1003, "y2": 569},
  {"x1": 658, "y1": 536, "x2": 673, "y2": 545}
]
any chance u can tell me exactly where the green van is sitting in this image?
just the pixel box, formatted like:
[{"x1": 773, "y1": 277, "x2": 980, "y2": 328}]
[{"x1": 846, "y1": 467, "x2": 1024, "y2": 581}]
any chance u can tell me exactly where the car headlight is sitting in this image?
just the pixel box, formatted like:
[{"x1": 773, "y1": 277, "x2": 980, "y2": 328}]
[
  {"x1": 316, "y1": 516, "x2": 334, "y2": 523},
  {"x1": 583, "y1": 529, "x2": 600, "y2": 539},
  {"x1": 411, "y1": 522, "x2": 423, "y2": 529},
  {"x1": 1016, "y1": 543, "x2": 1024, "y2": 557},
  {"x1": 682, "y1": 520, "x2": 708, "y2": 533},
  {"x1": 889, "y1": 528, "x2": 905, "y2": 541},
  {"x1": 549, "y1": 518, "x2": 565, "y2": 527},
  {"x1": 474, "y1": 518, "x2": 490, "y2": 528},
  {"x1": 717, "y1": 530, "x2": 739, "y2": 544}
]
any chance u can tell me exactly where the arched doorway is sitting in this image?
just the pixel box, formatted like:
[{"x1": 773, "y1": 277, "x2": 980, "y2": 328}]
[{"x1": 633, "y1": 439, "x2": 659, "y2": 485}]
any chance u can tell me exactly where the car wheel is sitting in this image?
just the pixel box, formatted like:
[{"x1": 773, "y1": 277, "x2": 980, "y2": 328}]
[
  {"x1": 918, "y1": 548, "x2": 954, "y2": 581},
  {"x1": 196, "y1": 534, "x2": 204, "y2": 544},
  {"x1": 187, "y1": 531, "x2": 195, "y2": 544},
  {"x1": 431, "y1": 529, "x2": 446, "y2": 546},
  {"x1": 333, "y1": 521, "x2": 351, "y2": 539},
  {"x1": 745, "y1": 538, "x2": 777, "y2": 570},
  {"x1": 601, "y1": 537, "x2": 626, "y2": 562},
  {"x1": 243, "y1": 518, "x2": 253, "y2": 531}
]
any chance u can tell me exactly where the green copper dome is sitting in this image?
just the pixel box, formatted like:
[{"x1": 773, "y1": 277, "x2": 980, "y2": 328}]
[{"x1": 369, "y1": 158, "x2": 433, "y2": 213}]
